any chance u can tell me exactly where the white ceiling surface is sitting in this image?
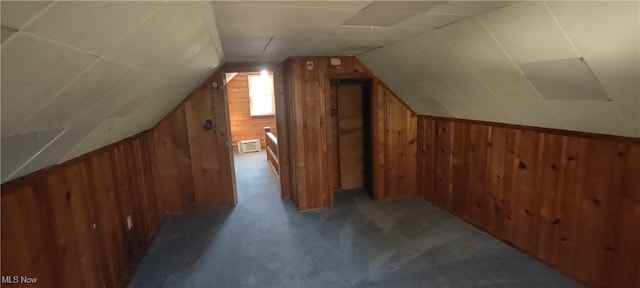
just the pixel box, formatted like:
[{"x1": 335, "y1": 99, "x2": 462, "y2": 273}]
[
  {"x1": 212, "y1": 1, "x2": 511, "y2": 62},
  {"x1": 1, "y1": 1, "x2": 224, "y2": 182},
  {"x1": 358, "y1": 1, "x2": 640, "y2": 138}
]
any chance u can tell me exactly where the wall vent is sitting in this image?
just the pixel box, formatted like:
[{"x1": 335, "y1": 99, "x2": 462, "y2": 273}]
[{"x1": 238, "y1": 139, "x2": 261, "y2": 153}]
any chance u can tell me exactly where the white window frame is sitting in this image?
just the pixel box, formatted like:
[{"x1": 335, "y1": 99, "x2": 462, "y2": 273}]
[{"x1": 247, "y1": 74, "x2": 276, "y2": 117}]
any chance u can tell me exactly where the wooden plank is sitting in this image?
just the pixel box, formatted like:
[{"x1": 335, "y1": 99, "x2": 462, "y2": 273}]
[
  {"x1": 170, "y1": 106, "x2": 194, "y2": 211},
  {"x1": 405, "y1": 106, "x2": 418, "y2": 196},
  {"x1": 465, "y1": 124, "x2": 489, "y2": 229},
  {"x1": 535, "y1": 133, "x2": 565, "y2": 265},
  {"x1": 1, "y1": 185, "x2": 55, "y2": 286},
  {"x1": 152, "y1": 117, "x2": 183, "y2": 213},
  {"x1": 571, "y1": 139, "x2": 625, "y2": 287},
  {"x1": 318, "y1": 58, "x2": 332, "y2": 208},
  {"x1": 610, "y1": 144, "x2": 640, "y2": 288},
  {"x1": 552, "y1": 136, "x2": 586, "y2": 276},
  {"x1": 418, "y1": 117, "x2": 436, "y2": 201},
  {"x1": 450, "y1": 121, "x2": 469, "y2": 217},
  {"x1": 486, "y1": 126, "x2": 507, "y2": 237},
  {"x1": 499, "y1": 128, "x2": 518, "y2": 242},
  {"x1": 291, "y1": 58, "x2": 308, "y2": 210},
  {"x1": 509, "y1": 130, "x2": 543, "y2": 254},
  {"x1": 373, "y1": 81, "x2": 386, "y2": 200}
]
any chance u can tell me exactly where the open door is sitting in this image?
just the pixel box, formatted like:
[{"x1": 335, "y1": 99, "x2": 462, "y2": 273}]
[{"x1": 330, "y1": 79, "x2": 373, "y2": 197}]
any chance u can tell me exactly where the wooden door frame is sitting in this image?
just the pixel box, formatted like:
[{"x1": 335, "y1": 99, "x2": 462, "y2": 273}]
[
  {"x1": 218, "y1": 62, "x2": 293, "y2": 200},
  {"x1": 324, "y1": 72, "x2": 379, "y2": 204}
]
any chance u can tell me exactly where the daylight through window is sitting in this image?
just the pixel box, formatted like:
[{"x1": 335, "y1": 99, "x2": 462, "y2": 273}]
[{"x1": 248, "y1": 71, "x2": 275, "y2": 116}]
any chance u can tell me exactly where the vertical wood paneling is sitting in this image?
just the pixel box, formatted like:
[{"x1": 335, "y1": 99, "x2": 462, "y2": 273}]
[
  {"x1": 417, "y1": 115, "x2": 640, "y2": 288},
  {"x1": 417, "y1": 117, "x2": 436, "y2": 200},
  {"x1": 284, "y1": 56, "x2": 417, "y2": 210},
  {"x1": 152, "y1": 72, "x2": 236, "y2": 213},
  {"x1": 1, "y1": 132, "x2": 161, "y2": 288}
]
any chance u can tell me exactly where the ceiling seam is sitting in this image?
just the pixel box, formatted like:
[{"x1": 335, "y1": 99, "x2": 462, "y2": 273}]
[
  {"x1": 110, "y1": 1, "x2": 169, "y2": 54},
  {"x1": 406, "y1": 35, "x2": 477, "y2": 118},
  {"x1": 406, "y1": 36, "x2": 465, "y2": 101},
  {"x1": 542, "y1": 1, "x2": 582, "y2": 58},
  {"x1": 384, "y1": 43, "x2": 438, "y2": 100},
  {"x1": 435, "y1": 25, "x2": 501, "y2": 121},
  {"x1": 14, "y1": 0, "x2": 55, "y2": 31},
  {"x1": 449, "y1": 17, "x2": 519, "y2": 125},
  {"x1": 475, "y1": 16, "x2": 567, "y2": 130},
  {"x1": 6, "y1": 127, "x2": 68, "y2": 181},
  {"x1": 9, "y1": 55, "x2": 101, "y2": 137},
  {"x1": 543, "y1": 1, "x2": 633, "y2": 134}
]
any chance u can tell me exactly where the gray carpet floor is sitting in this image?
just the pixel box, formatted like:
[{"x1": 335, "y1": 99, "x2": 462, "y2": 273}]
[{"x1": 128, "y1": 150, "x2": 578, "y2": 288}]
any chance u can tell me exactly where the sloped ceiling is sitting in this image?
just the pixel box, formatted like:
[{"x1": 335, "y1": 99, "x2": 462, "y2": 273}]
[
  {"x1": 213, "y1": 0, "x2": 511, "y2": 61},
  {"x1": 1, "y1": 1, "x2": 224, "y2": 182},
  {"x1": 358, "y1": 1, "x2": 640, "y2": 138},
  {"x1": 2, "y1": 1, "x2": 638, "y2": 183}
]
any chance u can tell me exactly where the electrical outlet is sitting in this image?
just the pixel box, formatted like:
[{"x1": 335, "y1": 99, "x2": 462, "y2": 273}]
[{"x1": 127, "y1": 215, "x2": 133, "y2": 230}]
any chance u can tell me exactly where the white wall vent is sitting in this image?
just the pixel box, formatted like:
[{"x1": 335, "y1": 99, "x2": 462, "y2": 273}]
[{"x1": 238, "y1": 139, "x2": 261, "y2": 153}]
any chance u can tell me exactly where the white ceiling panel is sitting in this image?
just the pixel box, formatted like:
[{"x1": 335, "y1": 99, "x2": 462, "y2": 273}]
[
  {"x1": 1, "y1": 26, "x2": 16, "y2": 44},
  {"x1": 236, "y1": 1, "x2": 372, "y2": 10},
  {"x1": 16, "y1": 59, "x2": 137, "y2": 134},
  {"x1": 24, "y1": 1, "x2": 163, "y2": 55},
  {"x1": 409, "y1": 30, "x2": 493, "y2": 99},
  {"x1": 341, "y1": 11, "x2": 417, "y2": 27},
  {"x1": 438, "y1": 17, "x2": 540, "y2": 100},
  {"x1": 613, "y1": 101, "x2": 640, "y2": 137},
  {"x1": 385, "y1": 40, "x2": 458, "y2": 99},
  {"x1": 429, "y1": 1, "x2": 511, "y2": 16},
  {"x1": 13, "y1": 122, "x2": 99, "y2": 180},
  {"x1": 105, "y1": 114, "x2": 160, "y2": 146},
  {"x1": 480, "y1": 1, "x2": 579, "y2": 64},
  {"x1": 396, "y1": 13, "x2": 467, "y2": 29},
  {"x1": 61, "y1": 118, "x2": 121, "y2": 162},
  {"x1": 1, "y1": 33, "x2": 98, "y2": 136},
  {"x1": 500, "y1": 99, "x2": 565, "y2": 130},
  {"x1": 363, "y1": 1, "x2": 445, "y2": 13},
  {"x1": 78, "y1": 70, "x2": 160, "y2": 123},
  {"x1": 436, "y1": 97, "x2": 479, "y2": 120},
  {"x1": 105, "y1": 2, "x2": 201, "y2": 66},
  {"x1": 1, "y1": 128, "x2": 65, "y2": 182},
  {"x1": 548, "y1": 100, "x2": 632, "y2": 137},
  {"x1": 0, "y1": 1, "x2": 52, "y2": 30},
  {"x1": 217, "y1": 24, "x2": 279, "y2": 38},
  {"x1": 143, "y1": 33, "x2": 216, "y2": 76},
  {"x1": 520, "y1": 58, "x2": 610, "y2": 101},
  {"x1": 403, "y1": 98, "x2": 451, "y2": 117},
  {"x1": 465, "y1": 98, "x2": 516, "y2": 124},
  {"x1": 213, "y1": 2, "x2": 356, "y2": 27},
  {"x1": 547, "y1": 1, "x2": 640, "y2": 106}
]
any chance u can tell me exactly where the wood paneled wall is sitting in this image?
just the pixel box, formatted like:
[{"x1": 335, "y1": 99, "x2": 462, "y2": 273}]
[
  {"x1": 1, "y1": 132, "x2": 160, "y2": 288},
  {"x1": 151, "y1": 71, "x2": 236, "y2": 214},
  {"x1": 417, "y1": 116, "x2": 640, "y2": 288},
  {"x1": 1, "y1": 69, "x2": 239, "y2": 287},
  {"x1": 227, "y1": 73, "x2": 277, "y2": 152},
  {"x1": 283, "y1": 56, "x2": 417, "y2": 211}
]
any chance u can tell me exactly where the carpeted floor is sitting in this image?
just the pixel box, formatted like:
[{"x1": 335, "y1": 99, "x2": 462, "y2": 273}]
[{"x1": 128, "y1": 150, "x2": 577, "y2": 288}]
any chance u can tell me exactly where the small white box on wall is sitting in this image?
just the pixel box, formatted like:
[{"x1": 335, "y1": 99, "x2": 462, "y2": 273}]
[{"x1": 238, "y1": 139, "x2": 261, "y2": 153}]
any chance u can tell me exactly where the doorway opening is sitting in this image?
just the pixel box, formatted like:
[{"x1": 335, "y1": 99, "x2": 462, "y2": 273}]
[
  {"x1": 329, "y1": 79, "x2": 374, "y2": 199},
  {"x1": 224, "y1": 70, "x2": 281, "y2": 203}
]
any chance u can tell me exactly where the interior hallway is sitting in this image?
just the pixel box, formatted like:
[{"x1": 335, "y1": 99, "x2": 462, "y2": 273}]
[{"x1": 127, "y1": 151, "x2": 577, "y2": 288}]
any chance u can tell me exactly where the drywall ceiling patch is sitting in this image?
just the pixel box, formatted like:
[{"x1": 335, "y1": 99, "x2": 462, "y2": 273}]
[{"x1": 519, "y1": 58, "x2": 610, "y2": 101}]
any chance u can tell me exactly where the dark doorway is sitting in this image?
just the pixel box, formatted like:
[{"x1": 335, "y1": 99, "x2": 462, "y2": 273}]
[{"x1": 329, "y1": 79, "x2": 373, "y2": 198}]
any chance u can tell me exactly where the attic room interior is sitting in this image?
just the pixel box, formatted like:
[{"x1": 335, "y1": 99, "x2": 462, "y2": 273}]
[{"x1": 1, "y1": 0, "x2": 638, "y2": 287}]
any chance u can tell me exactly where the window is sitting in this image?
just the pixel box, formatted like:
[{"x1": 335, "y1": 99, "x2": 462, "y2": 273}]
[{"x1": 248, "y1": 71, "x2": 275, "y2": 116}]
